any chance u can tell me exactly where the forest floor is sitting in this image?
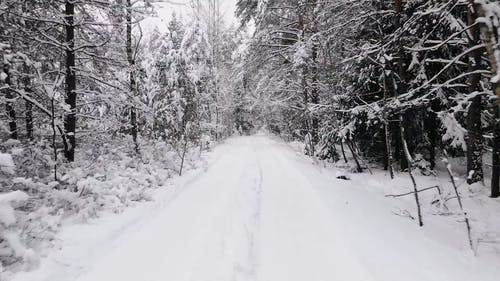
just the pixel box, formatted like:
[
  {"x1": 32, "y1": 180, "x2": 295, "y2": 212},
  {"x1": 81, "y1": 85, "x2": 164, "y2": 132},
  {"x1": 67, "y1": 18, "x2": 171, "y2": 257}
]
[{"x1": 9, "y1": 134, "x2": 500, "y2": 281}]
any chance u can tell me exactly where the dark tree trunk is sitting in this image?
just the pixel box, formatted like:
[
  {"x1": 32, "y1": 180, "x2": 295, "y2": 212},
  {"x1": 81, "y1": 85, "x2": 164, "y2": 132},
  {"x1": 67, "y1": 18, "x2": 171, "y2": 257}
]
[
  {"x1": 310, "y1": 43, "x2": 319, "y2": 145},
  {"x1": 492, "y1": 110, "x2": 500, "y2": 197},
  {"x1": 340, "y1": 141, "x2": 348, "y2": 163},
  {"x1": 473, "y1": 4, "x2": 500, "y2": 196},
  {"x1": 384, "y1": 120, "x2": 394, "y2": 177},
  {"x1": 395, "y1": 124, "x2": 407, "y2": 170},
  {"x1": 394, "y1": 0, "x2": 405, "y2": 88},
  {"x1": 424, "y1": 101, "x2": 440, "y2": 170},
  {"x1": 297, "y1": 6, "x2": 311, "y2": 154},
  {"x1": 489, "y1": 41, "x2": 500, "y2": 196},
  {"x1": 382, "y1": 72, "x2": 394, "y2": 178},
  {"x1": 466, "y1": 0, "x2": 484, "y2": 184},
  {"x1": 401, "y1": 111, "x2": 415, "y2": 169},
  {"x1": 490, "y1": 73, "x2": 500, "y2": 198},
  {"x1": 64, "y1": 0, "x2": 76, "y2": 161},
  {"x1": 25, "y1": 94, "x2": 33, "y2": 140},
  {"x1": 309, "y1": 1, "x2": 320, "y2": 146},
  {"x1": 465, "y1": 91, "x2": 483, "y2": 185},
  {"x1": 3, "y1": 64, "x2": 18, "y2": 139},
  {"x1": 394, "y1": 0, "x2": 410, "y2": 171},
  {"x1": 23, "y1": 65, "x2": 34, "y2": 140},
  {"x1": 127, "y1": 0, "x2": 139, "y2": 152},
  {"x1": 347, "y1": 141, "x2": 363, "y2": 173},
  {"x1": 302, "y1": 65, "x2": 309, "y2": 138},
  {"x1": 475, "y1": 4, "x2": 500, "y2": 196}
]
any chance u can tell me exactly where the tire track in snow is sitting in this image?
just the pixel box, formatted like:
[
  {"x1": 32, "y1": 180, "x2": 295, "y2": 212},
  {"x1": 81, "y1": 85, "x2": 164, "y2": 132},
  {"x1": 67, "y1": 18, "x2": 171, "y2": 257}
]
[
  {"x1": 180, "y1": 143, "x2": 265, "y2": 281},
  {"x1": 185, "y1": 147, "x2": 256, "y2": 281},
  {"x1": 230, "y1": 145, "x2": 263, "y2": 281}
]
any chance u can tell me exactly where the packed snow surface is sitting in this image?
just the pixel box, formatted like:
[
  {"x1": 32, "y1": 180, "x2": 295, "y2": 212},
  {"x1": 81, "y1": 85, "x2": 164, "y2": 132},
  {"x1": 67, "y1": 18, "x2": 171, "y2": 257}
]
[{"x1": 10, "y1": 135, "x2": 500, "y2": 281}]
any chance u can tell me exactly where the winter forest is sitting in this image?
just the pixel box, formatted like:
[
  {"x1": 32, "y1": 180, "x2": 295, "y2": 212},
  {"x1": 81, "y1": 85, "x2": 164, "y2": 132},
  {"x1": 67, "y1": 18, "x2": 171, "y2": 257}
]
[{"x1": 2, "y1": 0, "x2": 500, "y2": 280}]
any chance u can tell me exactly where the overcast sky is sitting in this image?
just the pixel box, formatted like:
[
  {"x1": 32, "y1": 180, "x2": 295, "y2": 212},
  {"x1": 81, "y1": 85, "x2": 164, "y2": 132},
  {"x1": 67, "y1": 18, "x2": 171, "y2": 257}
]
[{"x1": 143, "y1": 0, "x2": 238, "y2": 31}]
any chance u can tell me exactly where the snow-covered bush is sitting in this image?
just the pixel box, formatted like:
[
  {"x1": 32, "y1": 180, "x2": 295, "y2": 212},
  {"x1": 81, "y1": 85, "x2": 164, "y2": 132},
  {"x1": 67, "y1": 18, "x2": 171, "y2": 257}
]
[
  {"x1": 0, "y1": 152, "x2": 15, "y2": 175},
  {"x1": 0, "y1": 135, "x2": 205, "y2": 274}
]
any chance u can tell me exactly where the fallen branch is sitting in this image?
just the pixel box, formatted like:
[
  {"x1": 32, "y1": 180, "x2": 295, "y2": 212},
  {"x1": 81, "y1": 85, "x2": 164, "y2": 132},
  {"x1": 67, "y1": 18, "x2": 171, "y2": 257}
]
[{"x1": 385, "y1": 185, "x2": 441, "y2": 198}]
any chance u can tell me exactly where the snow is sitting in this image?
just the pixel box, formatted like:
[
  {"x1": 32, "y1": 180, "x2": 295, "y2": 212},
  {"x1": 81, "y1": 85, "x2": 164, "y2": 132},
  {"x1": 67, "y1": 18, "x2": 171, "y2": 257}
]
[
  {"x1": 0, "y1": 153, "x2": 15, "y2": 174},
  {"x1": 7, "y1": 135, "x2": 500, "y2": 281},
  {"x1": 0, "y1": 191, "x2": 28, "y2": 227},
  {"x1": 0, "y1": 72, "x2": 7, "y2": 82},
  {"x1": 0, "y1": 191, "x2": 37, "y2": 273}
]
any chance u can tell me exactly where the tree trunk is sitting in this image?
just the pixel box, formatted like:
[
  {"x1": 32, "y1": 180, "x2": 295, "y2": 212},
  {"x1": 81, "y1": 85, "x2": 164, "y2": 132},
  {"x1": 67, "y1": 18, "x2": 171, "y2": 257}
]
[
  {"x1": 492, "y1": 113, "x2": 500, "y2": 198},
  {"x1": 466, "y1": 0, "x2": 484, "y2": 184},
  {"x1": 382, "y1": 55, "x2": 394, "y2": 178},
  {"x1": 296, "y1": 5, "x2": 312, "y2": 155},
  {"x1": 466, "y1": 99, "x2": 483, "y2": 184},
  {"x1": 347, "y1": 141, "x2": 363, "y2": 173},
  {"x1": 127, "y1": 0, "x2": 139, "y2": 152},
  {"x1": 394, "y1": 0, "x2": 410, "y2": 171},
  {"x1": 475, "y1": 3, "x2": 500, "y2": 196},
  {"x1": 384, "y1": 118, "x2": 394, "y2": 178},
  {"x1": 302, "y1": 64, "x2": 309, "y2": 138},
  {"x1": 396, "y1": 123, "x2": 408, "y2": 170},
  {"x1": 212, "y1": 0, "x2": 220, "y2": 141},
  {"x1": 489, "y1": 69, "x2": 500, "y2": 197},
  {"x1": 64, "y1": 0, "x2": 76, "y2": 161},
  {"x1": 310, "y1": 42, "x2": 319, "y2": 146},
  {"x1": 425, "y1": 100, "x2": 440, "y2": 170},
  {"x1": 309, "y1": 0, "x2": 320, "y2": 146},
  {"x1": 340, "y1": 141, "x2": 348, "y2": 163},
  {"x1": 25, "y1": 94, "x2": 33, "y2": 140},
  {"x1": 3, "y1": 63, "x2": 18, "y2": 139},
  {"x1": 491, "y1": 78, "x2": 500, "y2": 198},
  {"x1": 23, "y1": 64, "x2": 33, "y2": 140},
  {"x1": 394, "y1": 0, "x2": 405, "y2": 87}
]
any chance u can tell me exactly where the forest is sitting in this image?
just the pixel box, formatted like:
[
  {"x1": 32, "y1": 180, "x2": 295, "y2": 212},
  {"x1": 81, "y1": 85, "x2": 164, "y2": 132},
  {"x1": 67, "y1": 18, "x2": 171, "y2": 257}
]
[{"x1": 1, "y1": 0, "x2": 500, "y2": 279}]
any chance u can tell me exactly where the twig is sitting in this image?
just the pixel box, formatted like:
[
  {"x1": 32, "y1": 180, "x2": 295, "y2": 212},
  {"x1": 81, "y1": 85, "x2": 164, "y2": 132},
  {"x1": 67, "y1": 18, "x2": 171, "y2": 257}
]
[
  {"x1": 347, "y1": 140, "x2": 363, "y2": 173},
  {"x1": 392, "y1": 209, "x2": 415, "y2": 220},
  {"x1": 400, "y1": 117, "x2": 423, "y2": 227},
  {"x1": 443, "y1": 154, "x2": 474, "y2": 252}
]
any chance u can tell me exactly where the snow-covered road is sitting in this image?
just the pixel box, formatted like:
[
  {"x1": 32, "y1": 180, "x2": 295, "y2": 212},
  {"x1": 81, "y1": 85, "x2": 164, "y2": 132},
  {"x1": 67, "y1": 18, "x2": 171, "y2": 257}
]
[{"x1": 12, "y1": 135, "x2": 500, "y2": 281}]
